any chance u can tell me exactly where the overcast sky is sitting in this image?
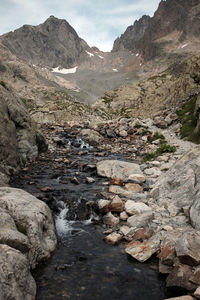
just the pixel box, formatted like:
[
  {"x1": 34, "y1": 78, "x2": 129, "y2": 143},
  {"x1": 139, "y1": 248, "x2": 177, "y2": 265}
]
[{"x1": 0, "y1": 0, "x2": 161, "y2": 51}]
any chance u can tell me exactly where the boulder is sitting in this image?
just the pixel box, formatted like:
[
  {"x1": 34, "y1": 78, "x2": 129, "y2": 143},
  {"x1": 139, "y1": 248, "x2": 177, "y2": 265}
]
[
  {"x1": 0, "y1": 187, "x2": 57, "y2": 268},
  {"x1": 175, "y1": 231, "x2": 200, "y2": 266},
  {"x1": 102, "y1": 212, "x2": 119, "y2": 226},
  {"x1": 104, "y1": 232, "x2": 123, "y2": 245},
  {"x1": 125, "y1": 183, "x2": 143, "y2": 193},
  {"x1": 110, "y1": 195, "x2": 123, "y2": 212},
  {"x1": 97, "y1": 160, "x2": 142, "y2": 180},
  {"x1": 125, "y1": 201, "x2": 152, "y2": 216},
  {"x1": 125, "y1": 235, "x2": 160, "y2": 262},
  {"x1": 109, "y1": 185, "x2": 146, "y2": 201},
  {"x1": 0, "y1": 245, "x2": 36, "y2": 300},
  {"x1": 127, "y1": 211, "x2": 153, "y2": 228},
  {"x1": 166, "y1": 263, "x2": 196, "y2": 291},
  {"x1": 80, "y1": 129, "x2": 103, "y2": 145},
  {"x1": 151, "y1": 146, "x2": 200, "y2": 208}
]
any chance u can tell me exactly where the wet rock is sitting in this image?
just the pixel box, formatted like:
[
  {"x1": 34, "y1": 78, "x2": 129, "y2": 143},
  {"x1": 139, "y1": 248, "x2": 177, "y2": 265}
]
[
  {"x1": 127, "y1": 211, "x2": 153, "y2": 228},
  {"x1": 102, "y1": 212, "x2": 119, "y2": 226},
  {"x1": 175, "y1": 231, "x2": 200, "y2": 266},
  {"x1": 86, "y1": 177, "x2": 95, "y2": 183},
  {"x1": 0, "y1": 187, "x2": 57, "y2": 268},
  {"x1": 125, "y1": 235, "x2": 160, "y2": 262},
  {"x1": 80, "y1": 129, "x2": 103, "y2": 145},
  {"x1": 109, "y1": 185, "x2": 146, "y2": 201},
  {"x1": 125, "y1": 201, "x2": 152, "y2": 216},
  {"x1": 125, "y1": 183, "x2": 143, "y2": 193},
  {"x1": 0, "y1": 245, "x2": 36, "y2": 300},
  {"x1": 104, "y1": 232, "x2": 123, "y2": 245},
  {"x1": 97, "y1": 160, "x2": 142, "y2": 180},
  {"x1": 166, "y1": 263, "x2": 196, "y2": 291},
  {"x1": 40, "y1": 186, "x2": 53, "y2": 192},
  {"x1": 70, "y1": 176, "x2": 79, "y2": 185},
  {"x1": 110, "y1": 195, "x2": 123, "y2": 213}
]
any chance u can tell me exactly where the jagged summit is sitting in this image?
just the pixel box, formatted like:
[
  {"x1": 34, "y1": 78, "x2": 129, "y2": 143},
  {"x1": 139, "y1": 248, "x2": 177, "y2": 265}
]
[
  {"x1": 1, "y1": 16, "x2": 91, "y2": 68},
  {"x1": 112, "y1": 0, "x2": 200, "y2": 61}
]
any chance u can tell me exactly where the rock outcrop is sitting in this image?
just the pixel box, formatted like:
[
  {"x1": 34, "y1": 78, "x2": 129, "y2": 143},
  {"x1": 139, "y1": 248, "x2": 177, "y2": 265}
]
[
  {"x1": 0, "y1": 83, "x2": 47, "y2": 182},
  {"x1": 0, "y1": 187, "x2": 57, "y2": 300},
  {"x1": 0, "y1": 245, "x2": 36, "y2": 300}
]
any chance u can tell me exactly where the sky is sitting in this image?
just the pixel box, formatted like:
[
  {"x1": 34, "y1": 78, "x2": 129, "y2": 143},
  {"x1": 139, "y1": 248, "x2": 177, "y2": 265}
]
[{"x1": 0, "y1": 0, "x2": 161, "y2": 51}]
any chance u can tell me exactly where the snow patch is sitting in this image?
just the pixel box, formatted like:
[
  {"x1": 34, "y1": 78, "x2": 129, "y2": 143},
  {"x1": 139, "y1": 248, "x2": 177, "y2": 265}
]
[
  {"x1": 86, "y1": 51, "x2": 94, "y2": 57},
  {"x1": 52, "y1": 66, "x2": 78, "y2": 74},
  {"x1": 98, "y1": 55, "x2": 104, "y2": 59},
  {"x1": 113, "y1": 69, "x2": 118, "y2": 72}
]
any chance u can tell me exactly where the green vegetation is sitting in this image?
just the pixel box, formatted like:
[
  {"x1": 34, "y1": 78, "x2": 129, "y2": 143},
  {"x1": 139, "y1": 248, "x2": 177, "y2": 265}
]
[
  {"x1": 141, "y1": 129, "x2": 152, "y2": 136},
  {"x1": 16, "y1": 222, "x2": 27, "y2": 235},
  {"x1": 177, "y1": 95, "x2": 200, "y2": 143},
  {"x1": 149, "y1": 132, "x2": 165, "y2": 143},
  {"x1": 143, "y1": 142, "x2": 176, "y2": 161},
  {"x1": 134, "y1": 123, "x2": 143, "y2": 129},
  {"x1": 20, "y1": 98, "x2": 35, "y2": 110}
]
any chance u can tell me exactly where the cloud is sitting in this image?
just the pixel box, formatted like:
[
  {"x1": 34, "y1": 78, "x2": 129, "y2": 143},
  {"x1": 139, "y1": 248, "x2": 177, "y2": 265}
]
[{"x1": 0, "y1": 0, "x2": 161, "y2": 51}]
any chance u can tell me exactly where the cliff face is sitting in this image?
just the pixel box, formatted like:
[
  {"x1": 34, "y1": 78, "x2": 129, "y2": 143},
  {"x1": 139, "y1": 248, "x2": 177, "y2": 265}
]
[
  {"x1": 1, "y1": 16, "x2": 90, "y2": 68},
  {"x1": 112, "y1": 0, "x2": 200, "y2": 60}
]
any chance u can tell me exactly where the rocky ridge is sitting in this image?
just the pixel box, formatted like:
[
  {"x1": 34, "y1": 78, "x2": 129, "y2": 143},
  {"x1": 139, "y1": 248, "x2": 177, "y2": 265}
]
[{"x1": 113, "y1": 0, "x2": 200, "y2": 62}]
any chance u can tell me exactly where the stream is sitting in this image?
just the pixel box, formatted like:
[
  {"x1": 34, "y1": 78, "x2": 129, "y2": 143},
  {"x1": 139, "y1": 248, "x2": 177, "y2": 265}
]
[{"x1": 10, "y1": 125, "x2": 176, "y2": 300}]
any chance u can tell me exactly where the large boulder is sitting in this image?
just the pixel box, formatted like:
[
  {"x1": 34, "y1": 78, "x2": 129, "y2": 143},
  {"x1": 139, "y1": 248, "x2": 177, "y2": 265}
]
[
  {"x1": 0, "y1": 187, "x2": 57, "y2": 268},
  {"x1": 97, "y1": 160, "x2": 142, "y2": 180},
  {"x1": 0, "y1": 245, "x2": 36, "y2": 300},
  {"x1": 151, "y1": 146, "x2": 200, "y2": 209}
]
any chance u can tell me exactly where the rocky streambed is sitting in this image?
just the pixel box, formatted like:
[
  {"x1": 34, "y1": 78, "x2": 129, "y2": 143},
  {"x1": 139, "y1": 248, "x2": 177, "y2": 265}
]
[{"x1": 9, "y1": 117, "x2": 200, "y2": 300}]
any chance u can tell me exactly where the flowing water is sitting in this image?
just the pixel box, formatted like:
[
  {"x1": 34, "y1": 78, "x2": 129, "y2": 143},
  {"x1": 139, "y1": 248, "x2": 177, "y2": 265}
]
[{"x1": 10, "y1": 127, "x2": 176, "y2": 300}]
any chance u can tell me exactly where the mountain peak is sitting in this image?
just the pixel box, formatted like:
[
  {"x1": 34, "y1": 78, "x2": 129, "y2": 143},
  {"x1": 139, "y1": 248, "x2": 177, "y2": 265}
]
[{"x1": 1, "y1": 16, "x2": 90, "y2": 68}]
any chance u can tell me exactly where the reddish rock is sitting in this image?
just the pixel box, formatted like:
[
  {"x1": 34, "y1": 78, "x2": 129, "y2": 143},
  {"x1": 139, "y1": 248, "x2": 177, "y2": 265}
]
[
  {"x1": 158, "y1": 243, "x2": 175, "y2": 266},
  {"x1": 133, "y1": 228, "x2": 154, "y2": 242},
  {"x1": 125, "y1": 238, "x2": 160, "y2": 262}
]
